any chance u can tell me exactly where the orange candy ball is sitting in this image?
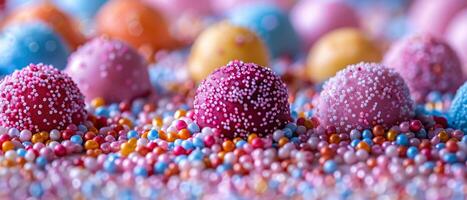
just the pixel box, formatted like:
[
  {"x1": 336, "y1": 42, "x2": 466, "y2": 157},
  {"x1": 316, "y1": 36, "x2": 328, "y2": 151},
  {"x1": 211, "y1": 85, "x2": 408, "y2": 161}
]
[
  {"x1": 96, "y1": 0, "x2": 178, "y2": 61},
  {"x1": 2, "y1": 141, "x2": 15, "y2": 152},
  {"x1": 84, "y1": 140, "x2": 99, "y2": 150},
  {"x1": 222, "y1": 140, "x2": 235, "y2": 152},
  {"x1": 4, "y1": 3, "x2": 86, "y2": 50},
  {"x1": 356, "y1": 141, "x2": 371, "y2": 152}
]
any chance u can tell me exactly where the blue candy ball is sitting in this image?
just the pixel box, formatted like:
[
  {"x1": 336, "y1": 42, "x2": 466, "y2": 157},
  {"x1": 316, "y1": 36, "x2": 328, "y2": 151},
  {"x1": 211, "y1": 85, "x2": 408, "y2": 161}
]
[
  {"x1": 228, "y1": 4, "x2": 301, "y2": 58},
  {"x1": 449, "y1": 82, "x2": 467, "y2": 132},
  {"x1": 0, "y1": 22, "x2": 70, "y2": 75},
  {"x1": 52, "y1": 0, "x2": 108, "y2": 29}
]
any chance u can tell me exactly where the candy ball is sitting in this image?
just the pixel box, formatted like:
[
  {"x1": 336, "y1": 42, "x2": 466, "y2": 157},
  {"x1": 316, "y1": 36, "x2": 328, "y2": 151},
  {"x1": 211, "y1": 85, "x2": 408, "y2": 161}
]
[
  {"x1": 446, "y1": 10, "x2": 467, "y2": 76},
  {"x1": 0, "y1": 64, "x2": 86, "y2": 132},
  {"x1": 290, "y1": 0, "x2": 360, "y2": 50},
  {"x1": 188, "y1": 21, "x2": 269, "y2": 82},
  {"x1": 96, "y1": 0, "x2": 177, "y2": 61},
  {"x1": 449, "y1": 82, "x2": 467, "y2": 132},
  {"x1": 316, "y1": 62, "x2": 415, "y2": 133},
  {"x1": 143, "y1": 0, "x2": 212, "y2": 18},
  {"x1": 409, "y1": 0, "x2": 467, "y2": 38},
  {"x1": 52, "y1": 0, "x2": 108, "y2": 30},
  {"x1": 65, "y1": 37, "x2": 152, "y2": 103},
  {"x1": 193, "y1": 60, "x2": 290, "y2": 139},
  {"x1": 228, "y1": 4, "x2": 300, "y2": 58},
  {"x1": 4, "y1": 3, "x2": 86, "y2": 50},
  {"x1": 211, "y1": 0, "x2": 295, "y2": 14},
  {"x1": 0, "y1": 22, "x2": 70, "y2": 75},
  {"x1": 383, "y1": 35, "x2": 464, "y2": 102},
  {"x1": 306, "y1": 28, "x2": 382, "y2": 83}
]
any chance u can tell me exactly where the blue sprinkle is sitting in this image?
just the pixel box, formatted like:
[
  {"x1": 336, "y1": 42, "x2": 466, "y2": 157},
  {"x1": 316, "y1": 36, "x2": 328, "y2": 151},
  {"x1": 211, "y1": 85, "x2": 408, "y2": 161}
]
[
  {"x1": 133, "y1": 166, "x2": 148, "y2": 177},
  {"x1": 416, "y1": 129, "x2": 427, "y2": 139},
  {"x1": 187, "y1": 123, "x2": 200, "y2": 133},
  {"x1": 174, "y1": 139, "x2": 183, "y2": 146},
  {"x1": 192, "y1": 137, "x2": 204, "y2": 148},
  {"x1": 407, "y1": 146, "x2": 419, "y2": 159},
  {"x1": 323, "y1": 160, "x2": 337, "y2": 173},
  {"x1": 16, "y1": 148, "x2": 26, "y2": 157},
  {"x1": 95, "y1": 106, "x2": 109, "y2": 117},
  {"x1": 35, "y1": 156, "x2": 47, "y2": 168},
  {"x1": 70, "y1": 135, "x2": 83, "y2": 144},
  {"x1": 188, "y1": 150, "x2": 203, "y2": 161},
  {"x1": 362, "y1": 129, "x2": 373, "y2": 139},
  {"x1": 351, "y1": 139, "x2": 361, "y2": 147},
  {"x1": 236, "y1": 140, "x2": 246, "y2": 148},
  {"x1": 29, "y1": 182, "x2": 43, "y2": 197},
  {"x1": 154, "y1": 162, "x2": 168, "y2": 174},
  {"x1": 175, "y1": 155, "x2": 187, "y2": 164},
  {"x1": 286, "y1": 123, "x2": 298, "y2": 132},
  {"x1": 127, "y1": 130, "x2": 138, "y2": 139},
  {"x1": 78, "y1": 125, "x2": 88, "y2": 132},
  {"x1": 147, "y1": 129, "x2": 159, "y2": 140},
  {"x1": 103, "y1": 160, "x2": 117, "y2": 173},
  {"x1": 283, "y1": 128, "x2": 293, "y2": 138},
  {"x1": 181, "y1": 140, "x2": 194, "y2": 150},
  {"x1": 363, "y1": 138, "x2": 373, "y2": 145},
  {"x1": 435, "y1": 143, "x2": 446, "y2": 150},
  {"x1": 443, "y1": 153, "x2": 457, "y2": 164},
  {"x1": 396, "y1": 134, "x2": 409, "y2": 146}
]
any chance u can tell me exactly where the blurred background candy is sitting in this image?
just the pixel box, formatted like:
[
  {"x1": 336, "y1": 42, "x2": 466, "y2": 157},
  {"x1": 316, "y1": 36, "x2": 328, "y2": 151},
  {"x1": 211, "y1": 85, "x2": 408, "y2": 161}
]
[
  {"x1": 188, "y1": 21, "x2": 269, "y2": 82},
  {"x1": 228, "y1": 4, "x2": 300, "y2": 58},
  {"x1": 211, "y1": 0, "x2": 296, "y2": 15},
  {"x1": 3, "y1": 2, "x2": 86, "y2": 50},
  {"x1": 52, "y1": 0, "x2": 108, "y2": 34},
  {"x1": 66, "y1": 37, "x2": 152, "y2": 103},
  {"x1": 409, "y1": 0, "x2": 467, "y2": 38},
  {"x1": 306, "y1": 28, "x2": 381, "y2": 83},
  {"x1": 0, "y1": 21, "x2": 70, "y2": 75},
  {"x1": 446, "y1": 9, "x2": 467, "y2": 76},
  {"x1": 96, "y1": 0, "x2": 178, "y2": 62},
  {"x1": 290, "y1": 0, "x2": 360, "y2": 50}
]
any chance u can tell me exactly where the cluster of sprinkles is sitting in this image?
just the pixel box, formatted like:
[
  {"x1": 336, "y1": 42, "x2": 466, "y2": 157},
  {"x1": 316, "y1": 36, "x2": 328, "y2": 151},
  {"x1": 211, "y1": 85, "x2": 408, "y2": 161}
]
[{"x1": 0, "y1": 58, "x2": 464, "y2": 199}]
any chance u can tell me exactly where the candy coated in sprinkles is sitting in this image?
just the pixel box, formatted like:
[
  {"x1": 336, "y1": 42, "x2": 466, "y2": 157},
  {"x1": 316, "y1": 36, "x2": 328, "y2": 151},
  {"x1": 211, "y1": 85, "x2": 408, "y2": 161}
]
[
  {"x1": 194, "y1": 60, "x2": 290, "y2": 138},
  {"x1": 0, "y1": 64, "x2": 86, "y2": 132},
  {"x1": 384, "y1": 34, "x2": 464, "y2": 102},
  {"x1": 316, "y1": 62, "x2": 415, "y2": 132}
]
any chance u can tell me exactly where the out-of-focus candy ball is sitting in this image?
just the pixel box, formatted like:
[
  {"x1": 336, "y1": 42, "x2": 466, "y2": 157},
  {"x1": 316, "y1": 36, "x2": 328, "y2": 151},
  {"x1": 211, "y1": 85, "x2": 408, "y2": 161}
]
[
  {"x1": 449, "y1": 82, "x2": 467, "y2": 132},
  {"x1": 228, "y1": 4, "x2": 300, "y2": 58},
  {"x1": 143, "y1": 0, "x2": 212, "y2": 18},
  {"x1": 316, "y1": 62, "x2": 415, "y2": 133},
  {"x1": 52, "y1": 0, "x2": 108, "y2": 30},
  {"x1": 96, "y1": 0, "x2": 177, "y2": 62},
  {"x1": 446, "y1": 10, "x2": 467, "y2": 76},
  {"x1": 384, "y1": 35, "x2": 464, "y2": 102},
  {"x1": 409, "y1": 0, "x2": 467, "y2": 38},
  {"x1": 188, "y1": 21, "x2": 269, "y2": 82},
  {"x1": 194, "y1": 60, "x2": 291, "y2": 139},
  {"x1": 306, "y1": 28, "x2": 381, "y2": 83},
  {"x1": 211, "y1": 0, "x2": 295, "y2": 15},
  {"x1": 65, "y1": 37, "x2": 152, "y2": 103},
  {"x1": 290, "y1": 0, "x2": 360, "y2": 50},
  {"x1": 0, "y1": 64, "x2": 86, "y2": 132},
  {"x1": 0, "y1": 22, "x2": 70, "y2": 75},
  {"x1": 4, "y1": 3, "x2": 86, "y2": 50}
]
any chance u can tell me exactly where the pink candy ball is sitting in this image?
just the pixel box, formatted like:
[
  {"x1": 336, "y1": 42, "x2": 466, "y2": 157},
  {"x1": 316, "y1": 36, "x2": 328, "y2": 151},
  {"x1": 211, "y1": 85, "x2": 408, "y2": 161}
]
[
  {"x1": 210, "y1": 0, "x2": 295, "y2": 14},
  {"x1": 66, "y1": 37, "x2": 152, "y2": 103},
  {"x1": 316, "y1": 62, "x2": 415, "y2": 133},
  {"x1": 143, "y1": 0, "x2": 212, "y2": 18},
  {"x1": 383, "y1": 35, "x2": 464, "y2": 102},
  {"x1": 446, "y1": 9, "x2": 467, "y2": 76},
  {"x1": 0, "y1": 64, "x2": 86, "y2": 132},
  {"x1": 409, "y1": 0, "x2": 467, "y2": 38},
  {"x1": 194, "y1": 60, "x2": 291, "y2": 139},
  {"x1": 290, "y1": 0, "x2": 360, "y2": 50}
]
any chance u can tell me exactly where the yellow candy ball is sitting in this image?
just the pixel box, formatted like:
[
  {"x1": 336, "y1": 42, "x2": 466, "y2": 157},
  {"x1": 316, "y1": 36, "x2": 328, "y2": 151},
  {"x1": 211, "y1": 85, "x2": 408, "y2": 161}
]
[
  {"x1": 306, "y1": 28, "x2": 382, "y2": 83},
  {"x1": 188, "y1": 21, "x2": 269, "y2": 82}
]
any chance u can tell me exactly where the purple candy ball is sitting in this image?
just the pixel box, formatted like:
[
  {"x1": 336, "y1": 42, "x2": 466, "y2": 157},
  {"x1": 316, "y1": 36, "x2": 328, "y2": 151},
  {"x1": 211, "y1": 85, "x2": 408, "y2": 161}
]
[
  {"x1": 193, "y1": 60, "x2": 291, "y2": 139},
  {"x1": 316, "y1": 62, "x2": 415, "y2": 133},
  {"x1": 383, "y1": 35, "x2": 464, "y2": 102}
]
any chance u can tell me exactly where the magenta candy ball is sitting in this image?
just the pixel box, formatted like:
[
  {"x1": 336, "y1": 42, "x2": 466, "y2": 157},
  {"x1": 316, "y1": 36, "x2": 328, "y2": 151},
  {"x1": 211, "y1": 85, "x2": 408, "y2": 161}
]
[
  {"x1": 446, "y1": 10, "x2": 467, "y2": 76},
  {"x1": 290, "y1": 0, "x2": 359, "y2": 50},
  {"x1": 193, "y1": 60, "x2": 291, "y2": 139},
  {"x1": 316, "y1": 62, "x2": 415, "y2": 133},
  {"x1": 409, "y1": 0, "x2": 467, "y2": 38},
  {"x1": 65, "y1": 37, "x2": 152, "y2": 103},
  {"x1": 383, "y1": 35, "x2": 464, "y2": 102}
]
